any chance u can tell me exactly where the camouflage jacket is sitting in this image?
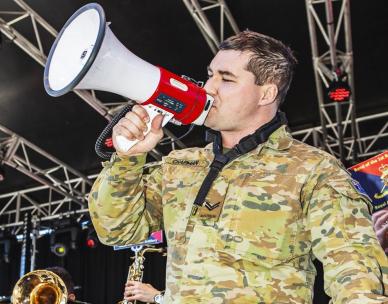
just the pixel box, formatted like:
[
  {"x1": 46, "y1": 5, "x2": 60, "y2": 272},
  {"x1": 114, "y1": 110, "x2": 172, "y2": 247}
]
[{"x1": 89, "y1": 126, "x2": 388, "y2": 304}]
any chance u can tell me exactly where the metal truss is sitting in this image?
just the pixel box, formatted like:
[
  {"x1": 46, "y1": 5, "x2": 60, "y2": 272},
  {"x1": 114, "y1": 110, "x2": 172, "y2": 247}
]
[
  {"x1": 0, "y1": 0, "x2": 186, "y2": 161},
  {"x1": 0, "y1": 0, "x2": 238, "y2": 229},
  {"x1": 0, "y1": 158, "x2": 164, "y2": 230},
  {"x1": 1, "y1": 0, "x2": 386, "y2": 232},
  {"x1": 0, "y1": 124, "x2": 94, "y2": 228},
  {"x1": 5, "y1": 109, "x2": 384, "y2": 231},
  {"x1": 292, "y1": 111, "x2": 388, "y2": 159},
  {"x1": 305, "y1": 0, "x2": 361, "y2": 162},
  {"x1": 181, "y1": 0, "x2": 239, "y2": 54},
  {"x1": 0, "y1": 0, "x2": 111, "y2": 119},
  {"x1": 0, "y1": 181, "x2": 91, "y2": 232},
  {"x1": 0, "y1": 0, "x2": 189, "y2": 230}
]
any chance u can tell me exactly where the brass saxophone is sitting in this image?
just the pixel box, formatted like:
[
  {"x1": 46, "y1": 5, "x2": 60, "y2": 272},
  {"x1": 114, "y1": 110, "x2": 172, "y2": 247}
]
[{"x1": 117, "y1": 246, "x2": 165, "y2": 304}]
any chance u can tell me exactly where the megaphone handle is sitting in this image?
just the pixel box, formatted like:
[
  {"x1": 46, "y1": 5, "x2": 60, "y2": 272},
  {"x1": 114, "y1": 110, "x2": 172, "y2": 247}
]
[{"x1": 116, "y1": 104, "x2": 173, "y2": 152}]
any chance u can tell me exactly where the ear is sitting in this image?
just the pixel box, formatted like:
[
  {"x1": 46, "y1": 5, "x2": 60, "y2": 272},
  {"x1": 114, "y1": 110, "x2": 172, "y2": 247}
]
[
  {"x1": 68, "y1": 293, "x2": 76, "y2": 301},
  {"x1": 257, "y1": 84, "x2": 278, "y2": 106}
]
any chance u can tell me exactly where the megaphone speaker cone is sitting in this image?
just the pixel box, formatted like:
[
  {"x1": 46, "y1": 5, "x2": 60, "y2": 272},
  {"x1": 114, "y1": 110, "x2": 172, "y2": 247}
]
[{"x1": 44, "y1": 3, "x2": 106, "y2": 96}]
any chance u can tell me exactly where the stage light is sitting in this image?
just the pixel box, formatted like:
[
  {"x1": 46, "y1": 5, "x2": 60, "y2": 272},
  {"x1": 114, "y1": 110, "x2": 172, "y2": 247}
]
[
  {"x1": 50, "y1": 242, "x2": 67, "y2": 257},
  {"x1": 0, "y1": 231, "x2": 14, "y2": 263},
  {"x1": 0, "y1": 239, "x2": 10, "y2": 263},
  {"x1": 50, "y1": 232, "x2": 68, "y2": 257},
  {"x1": 86, "y1": 227, "x2": 98, "y2": 249},
  {"x1": 104, "y1": 137, "x2": 113, "y2": 148},
  {"x1": 327, "y1": 71, "x2": 351, "y2": 102},
  {"x1": 86, "y1": 237, "x2": 97, "y2": 249},
  {"x1": 49, "y1": 218, "x2": 80, "y2": 257}
]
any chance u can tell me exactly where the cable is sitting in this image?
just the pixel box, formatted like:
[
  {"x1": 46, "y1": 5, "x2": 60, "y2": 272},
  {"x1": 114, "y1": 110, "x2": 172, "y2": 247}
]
[{"x1": 159, "y1": 124, "x2": 195, "y2": 146}]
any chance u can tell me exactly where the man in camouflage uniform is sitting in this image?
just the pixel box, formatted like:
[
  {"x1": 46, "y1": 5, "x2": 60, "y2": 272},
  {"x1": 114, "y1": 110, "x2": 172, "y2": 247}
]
[{"x1": 89, "y1": 31, "x2": 388, "y2": 303}]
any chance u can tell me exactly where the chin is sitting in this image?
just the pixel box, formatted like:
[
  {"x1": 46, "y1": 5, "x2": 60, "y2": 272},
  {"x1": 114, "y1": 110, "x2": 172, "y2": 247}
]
[
  {"x1": 204, "y1": 116, "x2": 213, "y2": 128},
  {"x1": 205, "y1": 124, "x2": 221, "y2": 131}
]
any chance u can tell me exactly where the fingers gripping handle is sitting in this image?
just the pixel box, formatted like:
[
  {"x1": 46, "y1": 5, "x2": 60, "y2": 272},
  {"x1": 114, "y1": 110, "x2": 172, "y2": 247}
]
[{"x1": 116, "y1": 104, "x2": 173, "y2": 152}]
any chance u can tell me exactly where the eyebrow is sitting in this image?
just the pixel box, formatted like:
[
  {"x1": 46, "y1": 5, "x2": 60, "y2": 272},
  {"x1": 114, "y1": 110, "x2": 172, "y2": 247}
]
[{"x1": 207, "y1": 66, "x2": 237, "y2": 78}]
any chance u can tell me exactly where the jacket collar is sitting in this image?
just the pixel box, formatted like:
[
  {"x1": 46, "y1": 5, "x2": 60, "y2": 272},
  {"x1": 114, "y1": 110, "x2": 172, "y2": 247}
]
[
  {"x1": 263, "y1": 125, "x2": 293, "y2": 151},
  {"x1": 204, "y1": 125, "x2": 293, "y2": 153}
]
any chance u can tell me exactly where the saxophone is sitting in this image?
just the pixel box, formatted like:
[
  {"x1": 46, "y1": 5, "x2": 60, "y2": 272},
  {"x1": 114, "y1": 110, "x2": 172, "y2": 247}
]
[{"x1": 117, "y1": 245, "x2": 165, "y2": 304}]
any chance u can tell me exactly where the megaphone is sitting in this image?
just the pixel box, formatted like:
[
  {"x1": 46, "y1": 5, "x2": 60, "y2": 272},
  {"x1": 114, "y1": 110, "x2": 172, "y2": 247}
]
[{"x1": 43, "y1": 3, "x2": 213, "y2": 153}]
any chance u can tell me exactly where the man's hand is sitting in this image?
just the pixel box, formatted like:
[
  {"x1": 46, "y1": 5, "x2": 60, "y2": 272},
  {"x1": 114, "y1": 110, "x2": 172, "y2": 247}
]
[
  {"x1": 123, "y1": 280, "x2": 161, "y2": 303},
  {"x1": 372, "y1": 208, "x2": 388, "y2": 253},
  {"x1": 112, "y1": 105, "x2": 164, "y2": 156}
]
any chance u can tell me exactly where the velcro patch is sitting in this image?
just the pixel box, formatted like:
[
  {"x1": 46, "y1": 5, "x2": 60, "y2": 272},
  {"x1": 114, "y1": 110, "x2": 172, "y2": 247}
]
[{"x1": 351, "y1": 179, "x2": 372, "y2": 202}]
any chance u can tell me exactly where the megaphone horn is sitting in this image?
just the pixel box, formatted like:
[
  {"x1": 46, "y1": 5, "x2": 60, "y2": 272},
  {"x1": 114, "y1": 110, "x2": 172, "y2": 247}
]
[{"x1": 44, "y1": 3, "x2": 213, "y2": 153}]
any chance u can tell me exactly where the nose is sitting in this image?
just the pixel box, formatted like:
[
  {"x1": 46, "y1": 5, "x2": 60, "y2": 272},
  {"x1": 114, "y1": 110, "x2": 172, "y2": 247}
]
[{"x1": 204, "y1": 77, "x2": 217, "y2": 97}]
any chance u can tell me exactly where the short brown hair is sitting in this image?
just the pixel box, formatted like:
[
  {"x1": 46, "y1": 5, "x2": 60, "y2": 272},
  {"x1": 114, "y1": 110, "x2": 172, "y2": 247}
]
[{"x1": 219, "y1": 30, "x2": 297, "y2": 105}]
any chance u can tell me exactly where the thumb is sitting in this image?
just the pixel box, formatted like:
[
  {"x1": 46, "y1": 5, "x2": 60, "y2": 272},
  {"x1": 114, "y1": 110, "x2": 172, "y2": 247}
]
[{"x1": 150, "y1": 114, "x2": 164, "y2": 133}]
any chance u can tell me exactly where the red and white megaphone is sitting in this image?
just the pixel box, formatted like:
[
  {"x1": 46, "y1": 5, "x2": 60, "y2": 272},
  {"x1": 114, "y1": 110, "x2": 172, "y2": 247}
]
[{"x1": 44, "y1": 3, "x2": 213, "y2": 152}]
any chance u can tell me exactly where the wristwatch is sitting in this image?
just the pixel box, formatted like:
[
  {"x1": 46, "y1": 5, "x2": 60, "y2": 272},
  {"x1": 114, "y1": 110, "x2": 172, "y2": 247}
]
[{"x1": 153, "y1": 291, "x2": 165, "y2": 304}]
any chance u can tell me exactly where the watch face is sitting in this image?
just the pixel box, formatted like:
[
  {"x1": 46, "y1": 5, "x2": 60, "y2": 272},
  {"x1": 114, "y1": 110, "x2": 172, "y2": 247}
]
[{"x1": 154, "y1": 294, "x2": 163, "y2": 304}]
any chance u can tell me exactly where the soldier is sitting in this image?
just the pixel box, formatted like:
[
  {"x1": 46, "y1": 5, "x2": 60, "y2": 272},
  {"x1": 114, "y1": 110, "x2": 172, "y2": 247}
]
[{"x1": 89, "y1": 30, "x2": 388, "y2": 303}]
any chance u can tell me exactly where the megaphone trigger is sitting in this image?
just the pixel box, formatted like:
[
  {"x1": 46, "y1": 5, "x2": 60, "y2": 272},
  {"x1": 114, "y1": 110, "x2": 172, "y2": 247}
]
[{"x1": 115, "y1": 104, "x2": 173, "y2": 152}]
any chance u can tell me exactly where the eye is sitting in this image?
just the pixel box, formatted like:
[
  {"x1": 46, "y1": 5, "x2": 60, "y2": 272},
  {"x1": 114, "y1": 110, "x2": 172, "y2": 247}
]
[
  {"x1": 207, "y1": 74, "x2": 213, "y2": 79},
  {"x1": 222, "y1": 78, "x2": 234, "y2": 82}
]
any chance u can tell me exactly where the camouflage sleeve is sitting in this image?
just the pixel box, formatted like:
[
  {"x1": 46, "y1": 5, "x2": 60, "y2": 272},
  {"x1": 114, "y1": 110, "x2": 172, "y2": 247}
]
[
  {"x1": 305, "y1": 157, "x2": 388, "y2": 303},
  {"x1": 88, "y1": 153, "x2": 163, "y2": 246}
]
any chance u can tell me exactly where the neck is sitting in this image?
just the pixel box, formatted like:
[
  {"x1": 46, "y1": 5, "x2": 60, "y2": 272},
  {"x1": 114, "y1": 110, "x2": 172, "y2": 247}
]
[
  {"x1": 220, "y1": 129, "x2": 255, "y2": 148},
  {"x1": 220, "y1": 111, "x2": 277, "y2": 148}
]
